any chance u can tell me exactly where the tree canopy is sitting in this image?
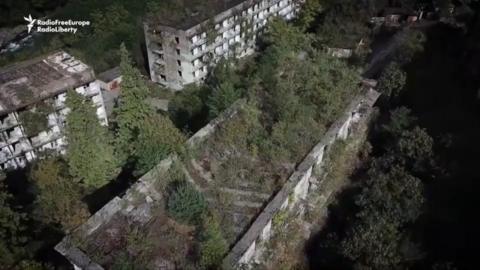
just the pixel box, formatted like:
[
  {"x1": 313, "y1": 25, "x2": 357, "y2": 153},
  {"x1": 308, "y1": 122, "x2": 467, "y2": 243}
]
[{"x1": 65, "y1": 90, "x2": 117, "y2": 189}]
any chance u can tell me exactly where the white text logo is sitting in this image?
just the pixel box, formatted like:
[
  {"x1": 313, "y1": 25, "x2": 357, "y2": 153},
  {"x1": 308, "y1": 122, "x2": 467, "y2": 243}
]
[
  {"x1": 23, "y1": 15, "x2": 90, "y2": 34},
  {"x1": 24, "y1": 14, "x2": 36, "y2": 34}
]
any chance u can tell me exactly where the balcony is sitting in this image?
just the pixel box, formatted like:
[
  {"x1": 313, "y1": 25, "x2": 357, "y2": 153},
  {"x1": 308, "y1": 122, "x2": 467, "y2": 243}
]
[
  {"x1": 47, "y1": 113, "x2": 58, "y2": 127},
  {"x1": 54, "y1": 97, "x2": 66, "y2": 110},
  {"x1": 85, "y1": 83, "x2": 101, "y2": 97},
  {"x1": 6, "y1": 127, "x2": 24, "y2": 144},
  {"x1": 0, "y1": 147, "x2": 11, "y2": 164},
  {"x1": 30, "y1": 130, "x2": 62, "y2": 149},
  {"x1": 12, "y1": 140, "x2": 32, "y2": 157},
  {"x1": 0, "y1": 114, "x2": 19, "y2": 131}
]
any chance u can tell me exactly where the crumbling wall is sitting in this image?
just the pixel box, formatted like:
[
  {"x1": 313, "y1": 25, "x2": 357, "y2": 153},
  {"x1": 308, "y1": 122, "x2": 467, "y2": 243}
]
[
  {"x1": 55, "y1": 100, "x2": 247, "y2": 270},
  {"x1": 223, "y1": 89, "x2": 380, "y2": 269}
]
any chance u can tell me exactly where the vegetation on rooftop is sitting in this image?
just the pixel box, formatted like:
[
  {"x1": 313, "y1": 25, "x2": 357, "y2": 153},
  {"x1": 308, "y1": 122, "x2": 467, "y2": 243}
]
[
  {"x1": 166, "y1": 180, "x2": 207, "y2": 225},
  {"x1": 18, "y1": 102, "x2": 54, "y2": 138}
]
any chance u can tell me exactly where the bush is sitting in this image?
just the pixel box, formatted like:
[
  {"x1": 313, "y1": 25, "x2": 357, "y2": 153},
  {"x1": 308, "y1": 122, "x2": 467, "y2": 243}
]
[
  {"x1": 378, "y1": 62, "x2": 407, "y2": 98},
  {"x1": 199, "y1": 215, "x2": 228, "y2": 269},
  {"x1": 167, "y1": 181, "x2": 207, "y2": 225}
]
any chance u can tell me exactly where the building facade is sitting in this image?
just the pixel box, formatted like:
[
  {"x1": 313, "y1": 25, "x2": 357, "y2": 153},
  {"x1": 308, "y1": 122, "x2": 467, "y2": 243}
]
[
  {"x1": 145, "y1": 0, "x2": 301, "y2": 90},
  {"x1": 0, "y1": 51, "x2": 108, "y2": 170}
]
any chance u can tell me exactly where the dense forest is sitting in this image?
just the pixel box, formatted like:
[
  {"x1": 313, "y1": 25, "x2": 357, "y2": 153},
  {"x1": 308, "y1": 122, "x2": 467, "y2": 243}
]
[
  {"x1": 1, "y1": 0, "x2": 480, "y2": 269},
  {"x1": 306, "y1": 2, "x2": 480, "y2": 270}
]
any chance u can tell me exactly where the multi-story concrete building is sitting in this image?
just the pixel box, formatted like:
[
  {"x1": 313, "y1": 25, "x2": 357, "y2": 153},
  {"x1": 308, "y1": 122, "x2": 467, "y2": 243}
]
[
  {"x1": 145, "y1": 0, "x2": 300, "y2": 90},
  {"x1": 0, "y1": 51, "x2": 108, "y2": 170}
]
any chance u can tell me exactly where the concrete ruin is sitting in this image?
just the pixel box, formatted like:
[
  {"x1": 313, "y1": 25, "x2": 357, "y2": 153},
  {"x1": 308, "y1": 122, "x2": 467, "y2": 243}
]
[
  {"x1": 55, "y1": 88, "x2": 379, "y2": 269},
  {"x1": 145, "y1": 0, "x2": 301, "y2": 90},
  {"x1": 0, "y1": 51, "x2": 108, "y2": 170}
]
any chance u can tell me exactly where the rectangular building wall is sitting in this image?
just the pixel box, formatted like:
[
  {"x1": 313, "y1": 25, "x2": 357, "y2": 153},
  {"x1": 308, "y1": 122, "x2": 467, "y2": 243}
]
[
  {"x1": 145, "y1": 0, "x2": 300, "y2": 90},
  {"x1": 0, "y1": 81, "x2": 107, "y2": 171}
]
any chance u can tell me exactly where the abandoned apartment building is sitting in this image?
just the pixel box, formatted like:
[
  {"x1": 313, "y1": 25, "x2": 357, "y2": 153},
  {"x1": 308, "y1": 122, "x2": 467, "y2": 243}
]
[
  {"x1": 0, "y1": 51, "x2": 108, "y2": 170},
  {"x1": 145, "y1": 0, "x2": 301, "y2": 90}
]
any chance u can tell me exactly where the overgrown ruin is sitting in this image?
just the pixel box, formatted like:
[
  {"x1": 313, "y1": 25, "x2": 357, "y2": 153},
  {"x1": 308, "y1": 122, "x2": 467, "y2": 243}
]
[{"x1": 55, "y1": 88, "x2": 380, "y2": 269}]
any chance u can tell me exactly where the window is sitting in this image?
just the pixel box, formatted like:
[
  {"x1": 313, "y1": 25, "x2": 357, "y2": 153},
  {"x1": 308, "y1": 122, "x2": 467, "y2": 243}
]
[
  {"x1": 160, "y1": 74, "x2": 166, "y2": 81},
  {"x1": 159, "y1": 53, "x2": 164, "y2": 59},
  {"x1": 201, "y1": 44, "x2": 207, "y2": 51},
  {"x1": 193, "y1": 70, "x2": 200, "y2": 77},
  {"x1": 177, "y1": 60, "x2": 181, "y2": 66},
  {"x1": 201, "y1": 32, "x2": 207, "y2": 39},
  {"x1": 191, "y1": 35, "x2": 198, "y2": 43},
  {"x1": 178, "y1": 71, "x2": 182, "y2": 77},
  {"x1": 176, "y1": 49, "x2": 180, "y2": 55},
  {"x1": 192, "y1": 47, "x2": 199, "y2": 55},
  {"x1": 193, "y1": 59, "x2": 200, "y2": 67},
  {"x1": 223, "y1": 20, "x2": 229, "y2": 28},
  {"x1": 202, "y1": 66, "x2": 207, "y2": 73},
  {"x1": 175, "y1": 37, "x2": 180, "y2": 44}
]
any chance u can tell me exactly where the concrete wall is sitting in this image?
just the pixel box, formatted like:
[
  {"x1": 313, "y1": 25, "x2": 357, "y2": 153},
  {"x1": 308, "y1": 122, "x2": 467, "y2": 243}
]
[
  {"x1": 55, "y1": 89, "x2": 379, "y2": 270},
  {"x1": 145, "y1": 0, "x2": 300, "y2": 90},
  {"x1": 54, "y1": 99, "x2": 248, "y2": 270},
  {"x1": 223, "y1": 89, "x2": 380, "y2": 269}
]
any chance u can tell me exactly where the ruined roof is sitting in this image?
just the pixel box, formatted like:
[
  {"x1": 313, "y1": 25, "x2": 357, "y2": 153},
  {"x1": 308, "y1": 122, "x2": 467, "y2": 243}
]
[
  {"x1": 0, "y1": 51, "x2": 95, "y2": 115},
  {"x1": 146, "y1": 0, "x2": 250, "y2": 30},
  {"x1": 97, "y1": 66, "x2": 121, "y2": 83}
]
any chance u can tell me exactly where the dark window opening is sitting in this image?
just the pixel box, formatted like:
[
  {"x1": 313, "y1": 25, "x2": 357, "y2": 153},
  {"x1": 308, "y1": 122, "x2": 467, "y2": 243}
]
[{"x1": 178, "y1": 71, "x2": 183, "y2": 77}]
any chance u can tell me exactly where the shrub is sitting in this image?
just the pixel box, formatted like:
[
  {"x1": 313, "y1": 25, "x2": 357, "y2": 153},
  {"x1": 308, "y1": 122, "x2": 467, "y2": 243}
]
[
  {"x1": 199, "y1": 215, "x2": 228, "y2": 269},
  {"x1": 167, "y1": 181, "x2": 206, "y2": 225}
]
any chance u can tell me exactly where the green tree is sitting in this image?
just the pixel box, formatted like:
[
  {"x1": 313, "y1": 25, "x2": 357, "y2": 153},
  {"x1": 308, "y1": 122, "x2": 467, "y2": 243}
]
[
  {"x1": 205, "y1": 59, "x2": 244, "y2": 119},
  {"x1": 169, "y1": 85, "x2": 208, "y2": 131},
  {"x1": 65, "y1": 90, "x2": 117, "y2": 188},
  {"x1": 0, "y1": 174, "x2": 28, "y2": 267},
  {"x1": 115, "y1": 44, "x2": 183, "y2": 173},
  {"x1": 134, "y1": 114, "x2": 184, "y2": 175},
  {"x1": 339, "y1": 165, "x2": 425, "y2": 269},
  {"x1": 395, "y1": 30, "x2": 426, "y2": 64},
  {"x1": 395, "y1": 126, "x2": 434, "y2": 174},
  {"x1": 381, "y1": 107, "x2": 417, "y2": 136},
  {"x1": 315, "y1": 1, "x2": 370, "y2": 49},
  {"x1": 30, "y1": 158, "x2": 89, "y2": 231},
  {"x1": 378, "y1": 62, "x2": 407, "y2": 97},
  {"x1": 207, "y1": 81, "x2": 242, "y2": 119},
  {"x1": 359, "y1": 165, "x2": 425, "y2": 224},
  {"x1": 295, "y1": 0, "x2": 323, "y2": 31},
  {"x1": 114, "y1": 44, "x2": 156, "y2": 163}
]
